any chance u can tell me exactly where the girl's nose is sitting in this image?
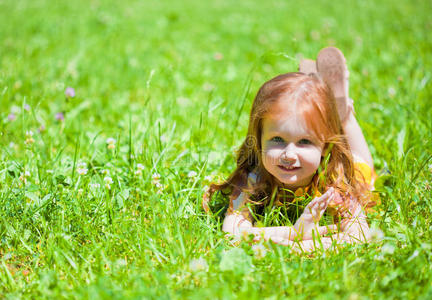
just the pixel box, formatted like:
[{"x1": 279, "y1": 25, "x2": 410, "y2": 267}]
[{"x1": 281, "y1": 144, "x2": 297, "y2": 163}]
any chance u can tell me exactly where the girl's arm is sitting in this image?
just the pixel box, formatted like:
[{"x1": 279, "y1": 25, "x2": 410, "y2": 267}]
[
  {"x1": 222, "y1": 213, "x2": 302, "y2": 241},
  {"x1": 222, "y1": 213, "x2": 337, "y2": 250},
  {"x1": 222, "y1": 188, "x2": 337, "y2": 241}
]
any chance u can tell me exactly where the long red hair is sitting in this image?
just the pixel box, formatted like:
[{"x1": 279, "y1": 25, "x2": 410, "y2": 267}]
[{"x1": 204, "y1": 72, "x2": 371, "y2": 216}]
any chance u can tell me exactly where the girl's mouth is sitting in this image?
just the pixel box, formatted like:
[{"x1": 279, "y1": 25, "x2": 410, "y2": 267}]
[{"x1": 278, "y1": 165, "x2": 300, "y2": 172}]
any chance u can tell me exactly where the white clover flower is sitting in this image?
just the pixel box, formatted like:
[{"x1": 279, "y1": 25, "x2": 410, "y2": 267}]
[
  {"x1": 77, "y1": 168, "x2": 88, "y2": 175},
  {"x1": 388, "y1": 87, "x2": 396, "y2": 98},
  {"x1": 76, "y1": 163, "x2": 88, "y2": 175},
  {"x1": 11, "y1": 105, "x2": 20, "y2": 114},
  {"x1": 160, "y1": 134, "x2": 168, "y2": 143},
  {"x1": 104, "y1": 176, "x2": 113, "y2": 189},
  {"x1": 203, "y1": 82, "x2": 215, "y2": 91},
  {"x1": 19, "y1": 171, "x2": 31, "y2": 184},
  {"x1": 152, "y1": 173, "x2": 161, "y2": 180},
  {"x1": 369, "y1": 227, "x2": 384, "y2": 242},
  {"x1": 382, "y1": 243, "x2": 395, "y2": 255},
  {"x1": 25, "y1": 130, "x2": 35, "y2": 145},
  {"x1": 25, "y1": 138, "x2": 35, "y2": 145},
  {"x1": 204, "y1": 175, "x2": 212, "y2": 181},
  {"x1": 106, "y1": 137, "x2": 116, "y2": 150},
  {"x1": 135, "y1": 164, "x2": 145, "y2": 175},
  {"x1": 187, "y1": 171, "x2": 197, "y2": 178},
  {"x1": 104, "y1": 176, "x2": 113, "y2": 184},
  {"x1": 106, "y1": 137, "x2": 116, "y2": 144},
  {"x1": 189, "y1": 257, "x2": 208, "y2": 272},
  {"x1": 252, "y1": 244, "x2": 268, "y2": 259},
  {"x1": 102, "y1": 169, "x2": 110, "y2": 175}
]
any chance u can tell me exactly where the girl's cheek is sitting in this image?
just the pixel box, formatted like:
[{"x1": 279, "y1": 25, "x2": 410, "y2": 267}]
[
  {"x1": 305, "y1": 147, "x2": 323, "y2": 157},
  {"x1": 264, "y1": 148, "x2": 280, "y2": 159},
  {"x1": 262, "y1": 149, "x2": 280, "y2": 165}
]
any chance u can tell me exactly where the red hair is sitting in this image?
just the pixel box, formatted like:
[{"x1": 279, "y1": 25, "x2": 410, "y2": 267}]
[{"x1": 204, "y1": 72, "x2": 372, "y2": 216}]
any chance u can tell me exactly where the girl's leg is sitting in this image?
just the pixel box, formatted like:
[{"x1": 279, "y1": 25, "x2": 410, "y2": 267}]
[
  {"x1": 298, "y1": 47, "x2": 374, "y2": 169},
  {"x1": 315, "y1": 47, "x2": 374, "y2": 169},
  {"x1": 342, "y1": 107, "x2": 374, "y2": 169}
]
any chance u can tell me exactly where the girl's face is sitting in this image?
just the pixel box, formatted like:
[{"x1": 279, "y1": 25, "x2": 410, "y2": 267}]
[{"x1": 261, "y1": 100, "x2": 324, "y2": 190}]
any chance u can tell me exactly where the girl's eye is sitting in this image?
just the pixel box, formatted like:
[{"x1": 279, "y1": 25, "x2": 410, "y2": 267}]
[
  {"x1": 298, "y1": 138, "x2": 312, "y2": 145},
  {"x1": 270, "y1": 136, "x2": 284, "y2": 143}
]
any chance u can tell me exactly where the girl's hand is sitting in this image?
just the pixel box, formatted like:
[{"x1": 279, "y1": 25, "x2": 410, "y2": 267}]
[
  {"x1": 269, "y1": 236, "x2": 335, "y2": 252},
  {"x1": 294, "y1": 187, "x2": 335, "y2": 239}
]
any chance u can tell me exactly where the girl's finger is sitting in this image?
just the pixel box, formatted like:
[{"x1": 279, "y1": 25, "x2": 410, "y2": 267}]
[
  {"x1": 317, "y1": 194, "x2": 334, "y2": 210},
  {"x1": 317, "y1": 187, "x2": 335, "y2": 202},
  {"x1": 317, "y1": 225, "x2": 338, "y2": 236}
]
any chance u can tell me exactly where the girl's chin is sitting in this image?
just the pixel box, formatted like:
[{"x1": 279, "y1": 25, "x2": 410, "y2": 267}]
[
  {"x1": 275, "y1": 175, "x2": 313, "y2": 190},
  {"x1": 276, "y1": 175, "x2": 300, "y2": 187}
]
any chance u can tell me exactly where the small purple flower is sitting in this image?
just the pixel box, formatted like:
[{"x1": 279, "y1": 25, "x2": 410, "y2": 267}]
[
  {"x1": 55, "y1": 112, "x2": 64, "y2": 121},
  {"x1": 24, "y1": 104, "x2": 30, "y2": 111},
  {"x1": 8, "y1": 113, "x2": 16, "y2": 121},
  {"x1": 65, "y1": 87, "x2": 76, "y2": 98}
]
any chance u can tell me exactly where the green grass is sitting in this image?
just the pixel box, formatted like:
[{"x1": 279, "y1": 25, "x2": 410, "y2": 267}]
[{"x1": 1, "y1": 0, "x2": 431, "y2": 298}]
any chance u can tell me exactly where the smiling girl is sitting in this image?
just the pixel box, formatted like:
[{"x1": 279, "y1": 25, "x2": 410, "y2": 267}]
[{"x1": 204, "y1": 47, "x2": 377, "y2": 252}]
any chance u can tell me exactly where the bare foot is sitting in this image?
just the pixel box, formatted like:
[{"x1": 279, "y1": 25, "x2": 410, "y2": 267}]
[{"x1": 316, "y1": 47, "x2": 350, "y2": 121}]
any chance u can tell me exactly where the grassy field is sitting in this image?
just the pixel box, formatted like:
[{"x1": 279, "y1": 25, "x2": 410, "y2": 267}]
[{"x1": 1, "y1": 0, "x2": 431, "y2": 298}]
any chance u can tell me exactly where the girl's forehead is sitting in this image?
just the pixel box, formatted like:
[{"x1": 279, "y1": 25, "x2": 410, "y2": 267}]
[{"x1": 263, "y1": 109, "x2": 309, "y2": 134}]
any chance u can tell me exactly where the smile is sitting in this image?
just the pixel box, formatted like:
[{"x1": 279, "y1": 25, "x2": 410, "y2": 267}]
[{"x1": 278, "y1": 165, "x2": 300, "y2": 172}]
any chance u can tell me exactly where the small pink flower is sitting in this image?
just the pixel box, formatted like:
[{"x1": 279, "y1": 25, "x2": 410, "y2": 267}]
[
  {"x1": 8, "y1": 113, "x2": 16, "y2": 121},
  {"x1": 65, "y1": 87, "x2": 75, "y2": 98},
  {"x1": 213, "y1": 52, "x2": 223, "y2": 60},
  {"x1": 55, "y1": 112, "x2": 64, "y2": 121}
]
